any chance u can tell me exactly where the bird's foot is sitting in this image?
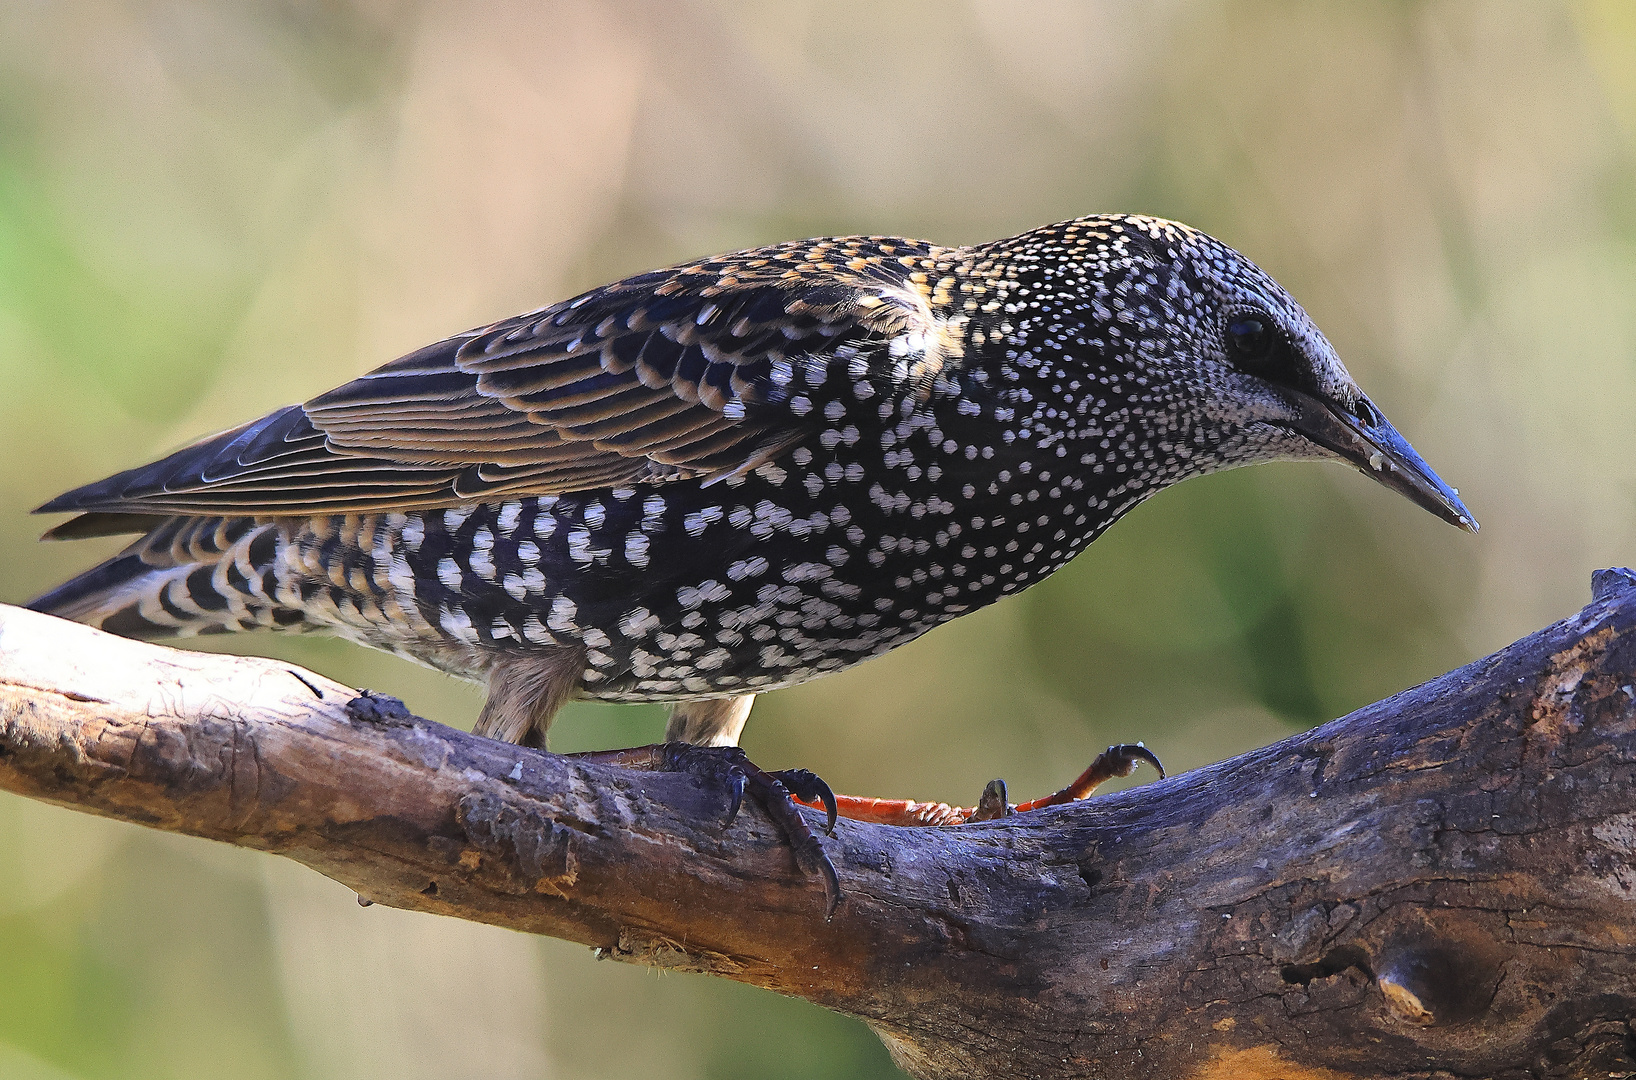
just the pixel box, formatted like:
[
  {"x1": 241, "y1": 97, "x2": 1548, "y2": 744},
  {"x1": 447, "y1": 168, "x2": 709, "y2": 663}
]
[
  {"x1": 564, "y1": 743, "x2": 841, "y2": 919},
  {"x1": 1008, "y1": 742, "x2": 1165, "y2": 813},
  {"x1": 805, "y1": 743, "x2": 1166, "y2": 828}
]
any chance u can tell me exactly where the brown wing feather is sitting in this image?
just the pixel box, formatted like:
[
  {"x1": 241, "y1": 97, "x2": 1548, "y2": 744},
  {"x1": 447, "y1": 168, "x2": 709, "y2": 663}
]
[{"x1": 37, "y1": 235, "x2": 959, "y2": 523}]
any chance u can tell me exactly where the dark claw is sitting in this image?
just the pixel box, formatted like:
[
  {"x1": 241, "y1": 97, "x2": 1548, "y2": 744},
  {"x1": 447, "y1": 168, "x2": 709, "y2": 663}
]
[
  {"x1": 769, "y1": 768, "x2": 837, "y2": 836},
  {"x1": 970, "y1": 778, "x2": 1014, "y2": 822},
  {"x1": 814, "y1": 849, "x2": 842, "y2": 919},
  {"x1": 757, "y1": 770, "x2": 842, "y2": 919},
  {"x1": 723, "y1": 764, "x2": 747, "y2": 826},
  {"x1": 1107, "y1": 742, "x2": 1166, "y2": 781},
  {"x1": 659, "y1": 743, "x2": 841, "y2": 919}
]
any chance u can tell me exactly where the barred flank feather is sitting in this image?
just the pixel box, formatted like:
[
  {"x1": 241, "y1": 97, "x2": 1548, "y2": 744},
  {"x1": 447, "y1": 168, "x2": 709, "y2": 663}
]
[{"x1": 27, "y1": 518, "x2": 316, "y2": 639}]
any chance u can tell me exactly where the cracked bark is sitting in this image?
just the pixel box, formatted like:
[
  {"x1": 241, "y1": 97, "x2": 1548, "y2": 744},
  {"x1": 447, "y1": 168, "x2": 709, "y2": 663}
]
[{"x1": 1, "y1": 572, "x2": 1634, "y2": 1080}]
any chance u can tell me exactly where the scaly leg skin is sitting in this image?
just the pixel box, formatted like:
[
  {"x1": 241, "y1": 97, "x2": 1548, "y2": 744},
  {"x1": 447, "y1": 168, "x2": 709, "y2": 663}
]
[
  {"x1": 565, "y1": 743, "x2": 842, "y2": 920},
  {"x1": 805, "y1": 743, "x2": 1166, "y2": 827}
]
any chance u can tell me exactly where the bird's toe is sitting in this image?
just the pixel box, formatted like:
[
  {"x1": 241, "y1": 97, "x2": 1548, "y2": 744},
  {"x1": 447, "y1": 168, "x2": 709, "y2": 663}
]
[{"x1": 656, "y1": 743, "x2": 841, "y2": 919}]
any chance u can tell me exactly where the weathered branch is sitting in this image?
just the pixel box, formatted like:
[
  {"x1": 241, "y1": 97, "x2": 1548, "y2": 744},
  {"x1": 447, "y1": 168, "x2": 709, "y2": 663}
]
[{"x1": 1, "y1": 574, "x2": 1634, "y2": 1080}]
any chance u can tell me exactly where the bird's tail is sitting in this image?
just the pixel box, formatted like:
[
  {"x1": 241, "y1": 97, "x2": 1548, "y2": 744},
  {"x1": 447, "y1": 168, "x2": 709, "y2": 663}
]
[
  {"x1": 25, "y1": 550, "x2": 185, "y2": 638},
  {"x1": 26, "y1": 517, "x2": 306, "y2": 639}
]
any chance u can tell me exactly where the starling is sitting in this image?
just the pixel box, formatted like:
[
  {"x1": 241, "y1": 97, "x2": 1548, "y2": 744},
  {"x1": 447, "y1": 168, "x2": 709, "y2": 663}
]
[{"x1": 28, "y1": 214, "x2": 1474, "y2": 852}]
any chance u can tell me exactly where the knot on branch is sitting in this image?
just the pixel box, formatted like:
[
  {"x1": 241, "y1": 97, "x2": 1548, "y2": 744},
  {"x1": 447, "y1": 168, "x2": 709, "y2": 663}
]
[
  {"x1": 455, "y1": 791, "x2": 579, "y2": 897},
  {"x1": 344, "y1": 690, "x2": 417, "y2": 727},
  {"x1": 1592, "y1": 566, "x2": 1636, "y2": 603}
]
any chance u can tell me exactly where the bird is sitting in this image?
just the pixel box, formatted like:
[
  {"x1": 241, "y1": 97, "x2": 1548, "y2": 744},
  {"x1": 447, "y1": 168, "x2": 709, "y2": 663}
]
[{"x1": 27, "y1": 214, "x2": 1475, "y2": 905}]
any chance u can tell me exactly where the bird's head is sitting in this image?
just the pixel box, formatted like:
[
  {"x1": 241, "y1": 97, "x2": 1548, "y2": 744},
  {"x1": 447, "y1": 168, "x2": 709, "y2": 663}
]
[{"x1": 1081, "y1": 217, "x2": 1477, "y2": 534}]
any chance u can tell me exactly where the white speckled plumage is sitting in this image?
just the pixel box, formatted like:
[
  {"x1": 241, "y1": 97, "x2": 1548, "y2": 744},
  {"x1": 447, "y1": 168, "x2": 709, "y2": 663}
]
[{"x1": 29, "y1": 215, "x2": 1474, "y2": 747}]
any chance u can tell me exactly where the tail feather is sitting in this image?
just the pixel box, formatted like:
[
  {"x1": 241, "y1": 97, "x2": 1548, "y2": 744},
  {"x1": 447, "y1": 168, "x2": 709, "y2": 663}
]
[
  {"x1": 40, "y1": 512, "x2": 169, "y2": 542},
  {"x1": 26, "y1": 552, "x2": 184, "y2": 638}
]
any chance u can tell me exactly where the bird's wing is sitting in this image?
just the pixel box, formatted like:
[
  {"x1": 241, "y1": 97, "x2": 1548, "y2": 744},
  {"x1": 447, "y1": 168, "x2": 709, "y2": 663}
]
[{"x1": 38, "y1": 240, "x2": 963, "y2": 528}]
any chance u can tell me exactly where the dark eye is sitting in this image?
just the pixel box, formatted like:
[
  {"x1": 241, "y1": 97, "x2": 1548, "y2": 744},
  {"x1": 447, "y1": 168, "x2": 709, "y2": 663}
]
[
  {"x1": 1225, "y1": 314, "x2": 1276, "y2": 365},
  {"x1": 1223, "y1": 310, "x2": 1302, "y2": 386}
]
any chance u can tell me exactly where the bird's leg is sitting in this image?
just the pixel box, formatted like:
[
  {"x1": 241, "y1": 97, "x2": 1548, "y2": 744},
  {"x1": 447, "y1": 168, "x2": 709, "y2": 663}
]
[
  {"x1": 468, "y1": 673, "x2": 838, "y2": 914},
  {"x1": 564, "y1": 742, "x2": 840, "y2": 918},
  {"x1": 665, "y1": 694, "x2": 755, "y2": 747},
  {"x1": 801, "y1": 744, "x2": 1166, "y2": 827},
  {"x1": 472, "y1": 647, "x2": 587, "y2": 748}
]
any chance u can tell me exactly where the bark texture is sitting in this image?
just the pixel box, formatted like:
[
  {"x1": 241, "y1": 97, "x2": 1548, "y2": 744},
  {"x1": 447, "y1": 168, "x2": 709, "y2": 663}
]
[{"x1": 1, "y1": 573, "x2": 1634, "y2": 1080}]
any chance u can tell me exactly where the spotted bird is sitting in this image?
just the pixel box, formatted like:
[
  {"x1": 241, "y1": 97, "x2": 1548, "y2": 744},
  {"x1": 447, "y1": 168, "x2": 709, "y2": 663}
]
[{"x1": 29, "y1": 214, "x2": 1475, "y2": 834}]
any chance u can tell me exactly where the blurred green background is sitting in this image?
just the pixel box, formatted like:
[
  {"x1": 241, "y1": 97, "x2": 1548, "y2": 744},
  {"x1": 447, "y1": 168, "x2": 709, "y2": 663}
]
[{"x1": 1, "y1": 2, "x2": 1634, "y2": 1077}]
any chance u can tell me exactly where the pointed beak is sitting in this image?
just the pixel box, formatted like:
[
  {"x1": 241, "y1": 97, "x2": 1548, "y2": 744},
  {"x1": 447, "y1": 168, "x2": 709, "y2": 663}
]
[{"x1": 1286, "y1": 391, "x2": 1478, "y2": 534}]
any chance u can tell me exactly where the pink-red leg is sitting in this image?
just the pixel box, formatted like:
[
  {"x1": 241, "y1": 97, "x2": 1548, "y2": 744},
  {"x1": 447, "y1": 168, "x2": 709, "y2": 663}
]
[{"x1": 802, "y1": 744, "x2": 1165, "y2": 827}]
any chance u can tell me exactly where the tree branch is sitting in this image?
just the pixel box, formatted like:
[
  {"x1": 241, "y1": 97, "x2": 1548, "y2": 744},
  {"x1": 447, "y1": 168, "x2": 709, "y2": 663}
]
[{"x1": 1, "y1": 574, "x2": 1634, "y2": 1080}]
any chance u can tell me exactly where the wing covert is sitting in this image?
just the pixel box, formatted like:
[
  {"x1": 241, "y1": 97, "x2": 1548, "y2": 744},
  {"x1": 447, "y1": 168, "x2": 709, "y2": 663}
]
[{"x1": 37, "y1": 235, "x2": 966, "y2": 524}]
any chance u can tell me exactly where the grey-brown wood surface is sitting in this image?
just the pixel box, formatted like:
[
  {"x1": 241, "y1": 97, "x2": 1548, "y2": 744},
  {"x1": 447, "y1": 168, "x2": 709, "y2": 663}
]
[{"x1": 1, "y1": 573, "x2": 1633, "y2": 1080}]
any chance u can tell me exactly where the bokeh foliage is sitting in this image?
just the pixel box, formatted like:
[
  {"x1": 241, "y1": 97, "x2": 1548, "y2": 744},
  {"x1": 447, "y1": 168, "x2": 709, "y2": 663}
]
[{"x1": 2, "y1": 2, "x2": 1633, "y2": 1077}]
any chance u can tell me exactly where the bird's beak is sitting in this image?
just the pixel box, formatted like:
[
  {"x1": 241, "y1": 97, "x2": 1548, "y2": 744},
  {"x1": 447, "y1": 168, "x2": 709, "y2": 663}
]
[{"x1": 1287, "y1": 390, "x2": 1478, "y2": 534}]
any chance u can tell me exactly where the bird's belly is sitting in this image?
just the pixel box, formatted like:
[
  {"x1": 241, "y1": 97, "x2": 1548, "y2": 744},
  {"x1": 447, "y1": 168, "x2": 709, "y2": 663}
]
[
  {"x1": 567, "y1": 554, "x2": 958, "y2": 702},
  {"x1": 393, "y1": 496, "x2": 976, "y2": 703},
  {"x1": 274, "y1": 456, "x2": 1104, "y2": 701}
]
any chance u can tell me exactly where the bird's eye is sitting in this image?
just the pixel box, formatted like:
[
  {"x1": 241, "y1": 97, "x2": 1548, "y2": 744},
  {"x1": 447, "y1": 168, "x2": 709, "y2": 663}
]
[
  {"x1": 1225, "y1": 314, "x2": 1276, "y2": 364},
  {"x1": 1223, "y1": 310, "x2": 1301, "y2": 385}
]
